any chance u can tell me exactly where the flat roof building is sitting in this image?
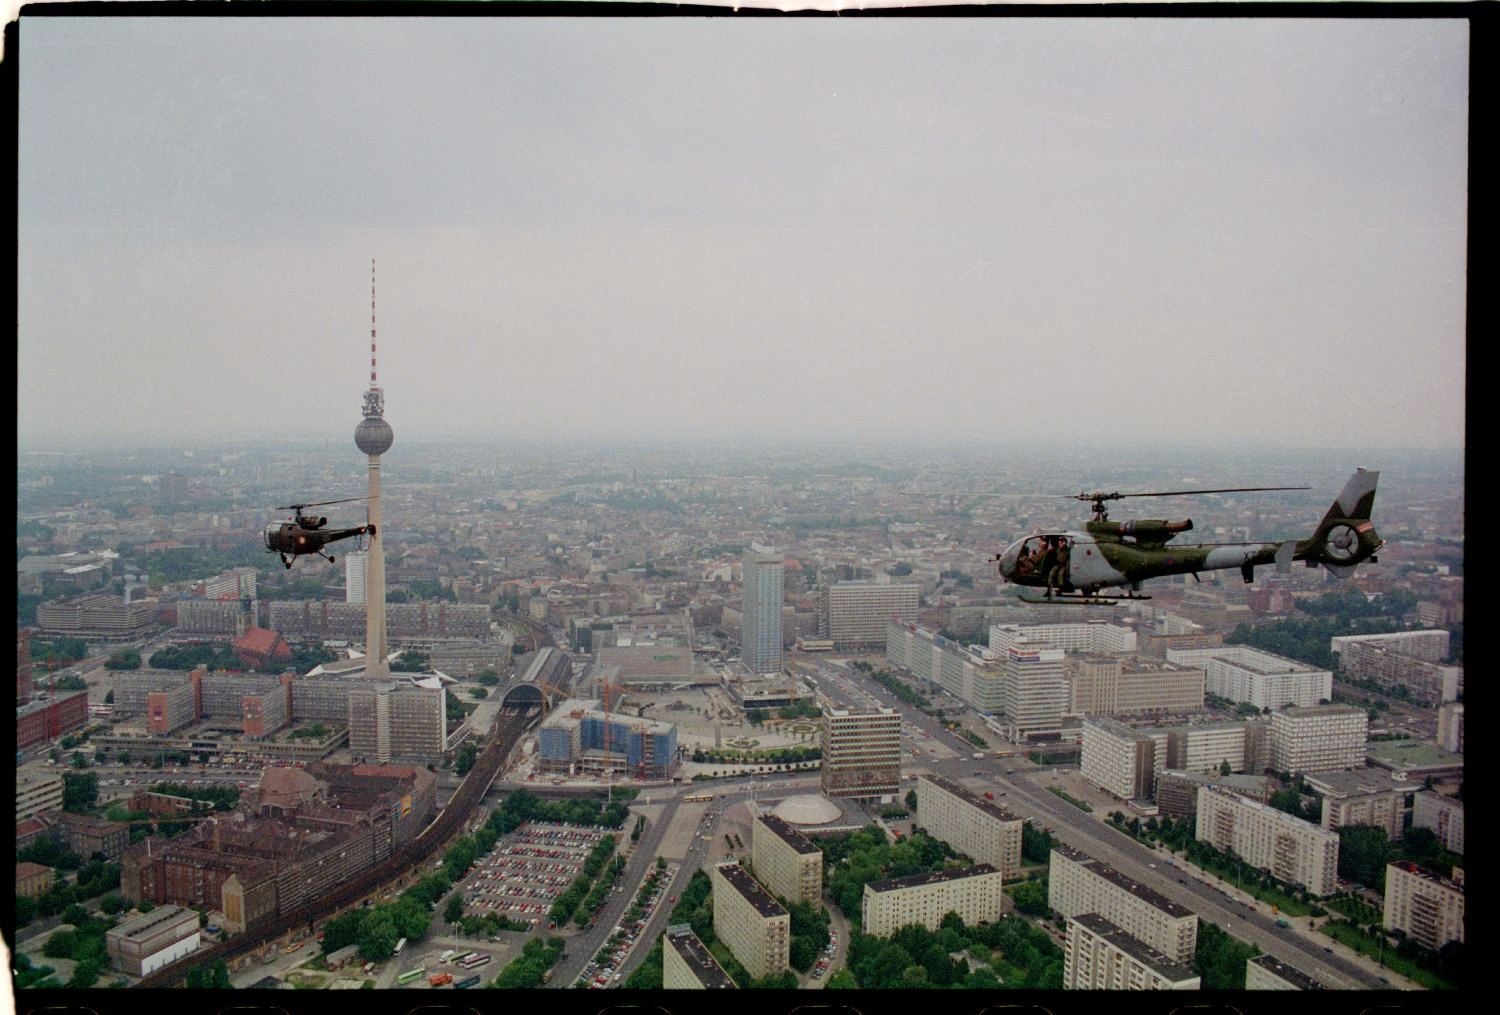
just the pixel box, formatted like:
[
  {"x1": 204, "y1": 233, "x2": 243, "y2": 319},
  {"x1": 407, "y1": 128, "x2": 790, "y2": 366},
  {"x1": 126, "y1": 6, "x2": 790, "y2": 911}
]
[
  {"x1": 1063, "y1": 913, "x2": 1201, "y2": 990},
  {"x1": 105, "y1": 904, "x2": 201, "y2": 977},
  {"x1": 1049, "y1": 845, "x2": 1197, "y2": 963},
  {"x1": 710, "y1": 862, "x2": 789, "y2": 981},
  {"x1": 16, "y1": 770, "x2": 65, "y2": 823},
  {"x1": 861, "y1": 864, "x2": 1004, "y2": 939},
  {"x1": 886, "y1": 623, "x2": 1004, "y2": 715},
  {"x1": 1301, "y1": 769, "x2": 1417, "y2": 840},
  {"x1": 1166, "y1": 646, "x2": 1330, "y2": 709},
  {"x1": 915, "y1": 774, "x2": 1023, "y2": 881},
  {"x1": 662, "y1": 924, "x2": 737, "y2": 990},
  {"x1": 1269, "y1": 705, "x2": 1368, "y2": 775},
  {"x1": 1411, "y1": 791, "x2": 1463, "y2": 856},
  {"x1": 751, "y1": 812, "x2": 823, "y2": 907},
  {"x1": 1245, "y1": 953, "x2": 1324, "y2": 990},
  {"x1": 819, "y1": 581, "x2": 919, "y2": 652},
  {"x1": 999, "y1": 640, "x2": 1067, "y2": 744},
  {"x1": 1081, "y1": 717, "x2": 1159, "y2": 801},
  {"x1": 1383, "y1": 860, "x2": 1464, "y2": 951},
  {"x1": 1196, "y1": 785, "x2": 1339, "y2": 896},
  {"x1": 821, "y1": 706, "x2": 901, "y2": 801},
  {"x1": 1065, "y1": 654, "x2": 1205, "y2": 718}
]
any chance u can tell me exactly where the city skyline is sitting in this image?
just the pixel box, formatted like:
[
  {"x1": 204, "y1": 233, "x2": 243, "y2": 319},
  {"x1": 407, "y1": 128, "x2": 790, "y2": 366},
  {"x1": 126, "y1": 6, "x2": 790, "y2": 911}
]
[{"x1": 18, "y1": 16, "x2": 1467, "y2": 450}]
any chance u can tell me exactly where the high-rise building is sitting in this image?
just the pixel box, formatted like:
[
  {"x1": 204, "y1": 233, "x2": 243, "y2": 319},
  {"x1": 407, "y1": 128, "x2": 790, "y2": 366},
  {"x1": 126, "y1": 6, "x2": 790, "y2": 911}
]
[
  {"x1": 345, "y1": 551, "x2": 368, "y2": 605},
  {"x1": 1000, "y1": 640, "x2": 1067, "y2": 743},
  {"x1": 1048, "y1": 845, "x2": 1198, "y2": 963},
  {"x1": 354, "y1": 258, "x2": 395, "y2": 679},
  {"x1": 861, "y1": 865, "x2": 1004, "y2": 938},
  {"x1": 1269, "y1": 705, "x2": 1368, "y2": 775},
  {"x1": 1411, "y1": 792, "x2": 1464, "y2": 856},
  {"x1": 1063, "y1": 914, "x2": 1201, "y2": 990},
  {"x1": 1080, "y1": 717, "x2": 1159, "y2": 801},
  {"x1": 1195, "y1": 785, "x2": 1339, "y2": 896},
  {"x1": 751, "y1": 813, "x2": 823, "y2": 906},
  {"x1": 710, "y1": 862, "x2": 789, "y2": 981},
  {"x1": 1383, "y1": 861, "x2": 1464, "y2": 950},
  {"x1": 914, "y1": 774, "x2": 1023, "y2": 880},
  {"x1": 821, "y1": 705, "x2": 902, "y2": 800},
  {"x1": 885, "y1": 623, "x2": 1004, "y2": 714},
  {"x1": 347, "y1": 676, "x2": 448, "y2": 763},
  {"x1": 1244, "y1": 954, "x2": 1324, "y2": 991},
  {"x1": 1436, "y1": 702, "x2": 1464, "y2": 754},
  {"x1": 741, "y1": 552, "x2": 784, "y2": 675},
  {"x1": 1165, "y1": 646, "x2": 1331, "y2": 709},
  {"x1": 818, "y1": 581, "x2": 919, "y2": 652},
  {"x1": 662, "y1": 925, "x2": 737, "y2": 989}
]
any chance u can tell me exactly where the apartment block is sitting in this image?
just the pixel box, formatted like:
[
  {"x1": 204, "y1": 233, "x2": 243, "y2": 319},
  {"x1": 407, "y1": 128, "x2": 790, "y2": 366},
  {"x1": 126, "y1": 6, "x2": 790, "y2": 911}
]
[
  {"x1": 1154, "y1": 770, "x2": 1272, "y2": 821},
  {"x1": 16, "y1": 770, "x2": 65, "y2": 822},
  {"x1": 821, "y1": 706, "x2": 902, "y2": 800},
  {"x1": 1245, "y1": 953, "x2": 1324, "y2": 990},
  {"x1": 1166, "y1": 646, "x2": 1331, "y2": 709},
  {"x1": 818, "y1": 581, "x2": 920, "y2": 652},
  {"x1": 990, "y1": 621, "x2": 1138, "y2": 655},
  {"x1": 1382, "y1": 861, "x2": 1464, "y2": 951},
  {"x1": 1048, "y1": 846, "x2": 1198, "y2": 963},
  {"x1": 662, "y1": 924, "x2": 737, "y2": 989},
  {"x1": 1063, "y1": 913, "x2": 1200, "y2": 990},
  {"x1": 711, "y1": 862, "x2": 789, "y2": 981},
  {"x1": 1269, "y1": 705, "x2": 1368, "y2": 775},
  {"x1": 1081, "y1": 717, "x2": 1158, "y2": 801},
  {"x1": 1140, "y1": 719, "x2": 1269, "y2": 784},
  {"x1": 999, "y1": 640, "x2": 1067, "y2": 744},
  {"x1": 1436, "y1": 703, "x2": 1464, "y2": 754},
  {"x1": 1331, "y1": 630, "x2": 1449, "y2": 664},
  {"x1": 1302, "y1": 770, "x2": 1417, "y2": 839},
  {"x1": 1195, "y1": 785, "x2": 1339, "y2": 896},
  {"x1": 886, "y1": 622, "x2": 1004, "y2": 714},
  {"x1": 1411, "y1": 792, "x2": 1463, "y2": 856},
  {"x1": 861, "y1": 864, "x2": 1004, "y2": 938},
  {"x1": 1065, "y1": 655, "x2": 1205, "y2": 717},
  {"x1": 1336, "y1": 640, "x2": 1460, "y2": 707},
  {"x1": 751, "y1": 813, "x2": 823, "y2": 906},
  {"x1": 348, "y1": 676, "x2": 448, "y2": 764},
  {"x1": 915, "y1": 774, "x2": 1023, "y2": 880}
]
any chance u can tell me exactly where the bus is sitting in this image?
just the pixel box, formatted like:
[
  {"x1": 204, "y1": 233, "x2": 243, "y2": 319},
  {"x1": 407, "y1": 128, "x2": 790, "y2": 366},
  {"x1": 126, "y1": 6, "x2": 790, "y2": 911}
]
[
  {"x1": 460, "y1": 954, "x2": 492, "y2": 970},
  {"x1": 393, "y1": 937, "x2": 407, "y2": 955},
  {"x1": 396, "y1": 968, "x2": 426, "y2": 985},
  {"x1": 454, "y1": 975, "x2": 481, "y2": 989},
  {"x1": 683, "y1": 792, "x2": 714, "y2": 803},
  {"x1": 450, "y1": 951, "x2": 474, "y2": 964}
]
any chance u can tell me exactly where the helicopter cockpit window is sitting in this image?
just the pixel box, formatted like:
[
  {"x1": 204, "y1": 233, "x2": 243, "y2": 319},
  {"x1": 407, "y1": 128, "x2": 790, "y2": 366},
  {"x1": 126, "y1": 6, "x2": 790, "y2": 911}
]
[{"x1": 1017, "y1": 536, "x2": 1067, "y2": 576}]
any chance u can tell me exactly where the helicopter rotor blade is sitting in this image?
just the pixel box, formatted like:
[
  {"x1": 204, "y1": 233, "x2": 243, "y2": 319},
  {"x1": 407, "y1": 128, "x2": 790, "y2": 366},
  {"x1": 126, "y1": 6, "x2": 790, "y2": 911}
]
[
  {"x1": 1072, "y1": 485, "x2": 1310, "y2": 503},
  {"x1": 275, "y1": 496, "x2": 370, "y2": 511}
]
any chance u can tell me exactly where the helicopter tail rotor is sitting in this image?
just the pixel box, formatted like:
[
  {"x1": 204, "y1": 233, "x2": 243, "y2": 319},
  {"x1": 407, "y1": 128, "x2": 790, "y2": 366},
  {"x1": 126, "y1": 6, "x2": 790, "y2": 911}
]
[{"x1": 1301, "y1": 469, "x2": 1383, "y2": 569}]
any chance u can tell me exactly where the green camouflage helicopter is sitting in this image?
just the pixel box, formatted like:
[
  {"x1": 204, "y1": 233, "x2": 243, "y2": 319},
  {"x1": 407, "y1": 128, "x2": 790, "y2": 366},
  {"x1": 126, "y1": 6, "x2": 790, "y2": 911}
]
[{"x1": 993, "y1": 469, "x2": 1382, "y2": 604}]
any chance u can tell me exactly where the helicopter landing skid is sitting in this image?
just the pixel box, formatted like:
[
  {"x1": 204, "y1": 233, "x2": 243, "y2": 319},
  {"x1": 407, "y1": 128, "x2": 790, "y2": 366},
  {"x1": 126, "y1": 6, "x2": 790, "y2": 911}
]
[{"x1": 1020, "y1": 591, "x2": 1152, "y2": 606}]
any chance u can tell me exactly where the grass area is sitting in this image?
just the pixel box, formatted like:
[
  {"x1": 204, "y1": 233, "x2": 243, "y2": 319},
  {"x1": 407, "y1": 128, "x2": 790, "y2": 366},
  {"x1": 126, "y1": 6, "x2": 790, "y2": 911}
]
[
  {"x1": 1318, "y1": 921, "x2": 1453, "y2": 990},
  {"x1": 1180, "y1": 852, "x2": 1312, "y2": 917},
  {"x1": 1046, "y1": 786, "x2": 1093, "y2": 813},
  {"x1": 1325, "y1": 894, "x2": 1382, "y2": 926}
]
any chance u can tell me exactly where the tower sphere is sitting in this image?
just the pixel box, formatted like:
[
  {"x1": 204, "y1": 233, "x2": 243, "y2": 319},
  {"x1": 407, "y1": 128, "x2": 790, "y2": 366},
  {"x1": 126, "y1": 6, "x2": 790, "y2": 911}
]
[{"x1": 355, "y1": 416, "x2": 394, "y2": 456}]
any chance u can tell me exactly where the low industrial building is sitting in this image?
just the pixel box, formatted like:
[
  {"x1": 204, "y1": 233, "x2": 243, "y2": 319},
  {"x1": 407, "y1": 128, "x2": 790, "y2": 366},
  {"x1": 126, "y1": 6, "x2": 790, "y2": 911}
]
[
  {"x1": 105, "y1": 904, "x2": 201, "y2": 977},
  {"x1": 1063, "y1": 913, "x2": 1200, "y2": 990},
  {"x1": 860, "y1": 864, "x2": 1004, "y2": 938}
]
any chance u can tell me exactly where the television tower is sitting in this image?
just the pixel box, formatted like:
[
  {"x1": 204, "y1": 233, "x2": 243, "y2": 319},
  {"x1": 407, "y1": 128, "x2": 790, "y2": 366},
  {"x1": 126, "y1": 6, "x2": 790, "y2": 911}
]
[{"x1": 354, "y1": 258, "x2": 395, "y2": 678}]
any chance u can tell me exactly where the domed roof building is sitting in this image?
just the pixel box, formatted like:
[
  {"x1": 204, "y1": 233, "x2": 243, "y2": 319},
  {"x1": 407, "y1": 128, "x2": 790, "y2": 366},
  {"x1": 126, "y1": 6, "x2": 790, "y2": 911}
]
[{"x1": 771, "y1": 793, "x2": 842, "y2": 826}]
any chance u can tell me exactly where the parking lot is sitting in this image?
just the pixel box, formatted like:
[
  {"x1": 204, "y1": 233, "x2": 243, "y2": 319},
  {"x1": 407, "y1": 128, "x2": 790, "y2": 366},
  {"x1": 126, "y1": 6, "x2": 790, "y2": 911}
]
[
  {"x1": 462, "y1": 821, "x2": 612, "y2": 925},
  {"x1": 576, "y1": 861, "x2": 676, "y2": 989}
]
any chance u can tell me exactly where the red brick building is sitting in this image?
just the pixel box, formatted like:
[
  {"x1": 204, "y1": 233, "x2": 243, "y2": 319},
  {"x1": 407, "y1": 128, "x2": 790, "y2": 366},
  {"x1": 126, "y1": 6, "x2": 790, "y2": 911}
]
[
  {"x1": 16, "y1": 689, "x2": 89, "y2": 749},
  {"x1": 230, "y1": 627, "x2": 291, "y2": 671}
]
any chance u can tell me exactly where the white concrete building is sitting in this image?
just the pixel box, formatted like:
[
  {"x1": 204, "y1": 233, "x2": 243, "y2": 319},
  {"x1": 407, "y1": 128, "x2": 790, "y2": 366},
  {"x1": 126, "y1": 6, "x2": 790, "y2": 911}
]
[
  {"x1": 1383, "y1": 861, "x2": 1464, "y2": 951},
  {"x1": 886, "y1": 622, "x2": 1004, "y2": 714},
  {"x1": 1195, "y1": 785, "x2": 1339, "y2": 896},
  {"x1": 990, "y1": 621, "x2": 1137, "y2": 656},
  {"x1": 1411, "y1": 792, "x2": 1464, "y2": 856},
  {"x1": 1166, "y1": 646, "x2": 1331, "y2": 709},
  {"x1": 860, "y1": 864, "x2": 1004, "y2": 938},
  {"x1": 751, "y1": 812, "x2": 823, "y2": 906},
  {"x1": 1245, "y1": 954, "x2": 1324, "y2": 990},
  {"x1": 1049, "y1": 846, "x2": 1198, "y2": 963},
  {"x1": 1063, "y1": 913, "x2": 1200, "y2": 990},
  {"x1": 819, "y1": 581, "x2": 919, "y2": 651},
  {"x1": 915, "y1": 774, "x2": 1023, "y2": 880},
  {"x1": 1081, "y1": 717, "x2": 1159, "y2": 801},
  {"x1": 711, "y1": 862, "x2": 790, "y2": 981},
  {"x1": 999, "y1": 640, "x2": 1067, "y2": 743},
  {"x1": 1269, "y1": 705, "x2": 1368, "y2": 775}
]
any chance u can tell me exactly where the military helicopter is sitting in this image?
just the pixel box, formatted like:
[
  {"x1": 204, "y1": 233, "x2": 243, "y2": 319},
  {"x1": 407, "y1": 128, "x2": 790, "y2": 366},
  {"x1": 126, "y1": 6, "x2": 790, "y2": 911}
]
[
  {"x1": 263, "y1": 497, "x2": 374, "y2": 569},
  {"x1": 993, "y1": 469, "x2": 1382, "y2": 604}
]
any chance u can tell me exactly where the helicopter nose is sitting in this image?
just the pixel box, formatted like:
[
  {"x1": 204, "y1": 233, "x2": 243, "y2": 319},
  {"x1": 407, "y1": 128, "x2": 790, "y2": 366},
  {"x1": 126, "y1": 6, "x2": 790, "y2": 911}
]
[{"x1": 998, "y1": 541, "x2": 1021, "y2": 577}]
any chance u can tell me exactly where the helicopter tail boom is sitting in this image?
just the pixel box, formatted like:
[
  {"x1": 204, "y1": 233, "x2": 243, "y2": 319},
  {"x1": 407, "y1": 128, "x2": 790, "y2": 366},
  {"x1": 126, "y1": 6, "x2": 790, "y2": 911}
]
[{"x1": 1297, "y1": 468, "x2": 1382, "y2": 568}]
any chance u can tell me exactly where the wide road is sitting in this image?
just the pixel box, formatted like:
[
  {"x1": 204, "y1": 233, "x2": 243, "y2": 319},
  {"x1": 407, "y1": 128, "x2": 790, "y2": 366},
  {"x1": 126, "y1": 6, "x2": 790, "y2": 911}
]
[{"x1": 805, "y1": 661, "x2": 1395, "y2": 991}]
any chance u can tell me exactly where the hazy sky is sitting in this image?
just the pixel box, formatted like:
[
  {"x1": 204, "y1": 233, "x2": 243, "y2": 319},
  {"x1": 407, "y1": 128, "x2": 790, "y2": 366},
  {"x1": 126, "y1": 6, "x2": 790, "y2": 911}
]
[{"x1": 18, "y1": 16, "x2": 1467, "y2": 451}]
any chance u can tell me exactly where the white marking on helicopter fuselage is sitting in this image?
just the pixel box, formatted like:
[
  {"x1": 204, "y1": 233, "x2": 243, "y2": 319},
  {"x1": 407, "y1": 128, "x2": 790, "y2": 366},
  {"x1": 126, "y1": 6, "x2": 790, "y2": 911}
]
[{"x1": 1202, "y1": 544, "x2": 1281, "y2": 570}]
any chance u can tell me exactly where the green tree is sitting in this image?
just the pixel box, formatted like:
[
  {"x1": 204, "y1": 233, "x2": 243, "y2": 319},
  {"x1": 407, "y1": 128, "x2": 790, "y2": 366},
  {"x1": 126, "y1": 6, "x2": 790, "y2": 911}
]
[
  {"x1": 1220, "y1": 759, "x2": 1232, "y2": 776},
  {"x1": 454, "y1": 742, "x2": 478, "y2": 776},
  {"x1": 444, "y1": 892, "x2": 465, "y2": 925},
  {"x1": 105, "y1": 649, "x2": 142, "y2": 670},
  {"x1": 905, "y1": 788, "x2": 918, "y2": 811},
  {"x1": 1011, "y1": 877, "x2": 1050, "y2": 916},
  {"x1": 1338, "y1": 826, "x2": 1393, "y2": 890},
  {"x1": 357, "y1": 909, "x2": 399, "y2": 962},
  {"x1": 62, "y1": 771, "x2": 98, "y2": 812}
]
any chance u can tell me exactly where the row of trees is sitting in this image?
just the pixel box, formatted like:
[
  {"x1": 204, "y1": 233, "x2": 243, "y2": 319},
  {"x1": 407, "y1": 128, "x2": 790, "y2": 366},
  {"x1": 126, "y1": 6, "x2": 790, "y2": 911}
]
[
  {"x1": 490, "y1": 935, "x2": 565, "y2": 988},
  {"x1": 850, "y1": 660, "x2": 932, "y2": 710},
  {"x1": 14, "y1": 860, "x2": 123, "y2": 930},
  {"x1": 690, "y1": 746, "x2": 821, "y2": 765},
  {"x1": 488, "y1": 788, "x2": 632, "y2": 835},
  {"x1": 548, "y1": 834, "x2": 619, "y2": 925}
]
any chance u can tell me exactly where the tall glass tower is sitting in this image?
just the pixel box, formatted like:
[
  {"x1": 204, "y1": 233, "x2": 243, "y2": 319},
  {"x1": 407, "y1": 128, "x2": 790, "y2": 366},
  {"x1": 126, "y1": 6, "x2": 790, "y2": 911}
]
[{"x1": 741, "y1": 551, "x2": 784, "y2": 675}]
